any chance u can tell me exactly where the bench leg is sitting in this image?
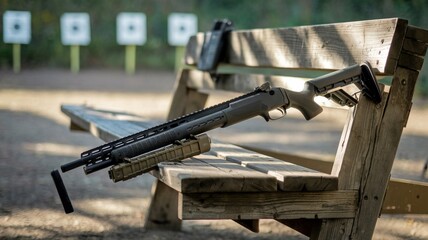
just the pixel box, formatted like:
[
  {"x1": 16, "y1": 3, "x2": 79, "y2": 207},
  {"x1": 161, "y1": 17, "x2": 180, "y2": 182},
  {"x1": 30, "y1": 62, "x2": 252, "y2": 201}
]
[
  {"x1": 144, "y1": 180, "x2": 182, "y2": 230},
  {"x1": 144, "y1": 69, "x2": 209, "y2": 231},
  {"x1": 167, "y1": 69, "x2": 209, "y2": 120},
  {"x1": 278, "y1": 219, "x2": 322, "y2": 238}
]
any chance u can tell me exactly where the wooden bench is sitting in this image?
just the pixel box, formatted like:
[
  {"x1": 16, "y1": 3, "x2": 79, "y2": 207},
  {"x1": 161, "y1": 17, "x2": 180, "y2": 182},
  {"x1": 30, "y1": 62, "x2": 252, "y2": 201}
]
[{"x1": 62, "y1": 18, "x2": 428, "y2": 239}]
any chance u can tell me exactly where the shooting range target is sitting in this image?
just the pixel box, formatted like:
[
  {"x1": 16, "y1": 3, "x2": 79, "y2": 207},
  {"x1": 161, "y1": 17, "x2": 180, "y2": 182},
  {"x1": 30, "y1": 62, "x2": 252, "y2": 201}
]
[
  {"x1": 60, "y1": 13, "x2": 91, "y2": 45},
  {"x1": 117, "y1": 13, "x2": 146, "y2": 45},
  {"x1": 3, "y1": 10, "x2": 31, "y2": 44},
  {"x1": 168, "y1": 13, "x2": 197, "y2": 46}
]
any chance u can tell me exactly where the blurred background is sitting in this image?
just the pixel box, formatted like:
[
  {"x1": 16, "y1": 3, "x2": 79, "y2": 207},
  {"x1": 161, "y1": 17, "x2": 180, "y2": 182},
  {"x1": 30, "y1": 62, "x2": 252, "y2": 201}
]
[{"x1": 1, "y1": 0, "x2": 428, "y2": 96}]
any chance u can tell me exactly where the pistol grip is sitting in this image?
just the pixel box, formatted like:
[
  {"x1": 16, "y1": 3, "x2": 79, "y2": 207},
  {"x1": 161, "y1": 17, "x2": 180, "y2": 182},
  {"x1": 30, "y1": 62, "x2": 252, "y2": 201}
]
[{"x1": 285, "y1": 86, "x2": 323, "y2": 120}]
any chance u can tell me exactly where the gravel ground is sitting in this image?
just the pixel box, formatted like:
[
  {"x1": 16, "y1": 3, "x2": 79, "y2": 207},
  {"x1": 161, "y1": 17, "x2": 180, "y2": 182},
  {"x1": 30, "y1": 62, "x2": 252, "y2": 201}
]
[{"x1": 0, "y1": 68, "x2": 427, "y2": 239}]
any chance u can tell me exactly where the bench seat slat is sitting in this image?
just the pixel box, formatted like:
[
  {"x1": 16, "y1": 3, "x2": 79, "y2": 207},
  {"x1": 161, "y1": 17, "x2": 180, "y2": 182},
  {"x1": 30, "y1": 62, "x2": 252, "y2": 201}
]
[
  {"x1": 153, "y1": 155, "x2": 277, "y2": 193},
  {"x1": 211, "y1": 142, "x2": 338, "y2": 191},
  {"x1": 61, "y1": 104, "x2": 153, "y2": 141}
]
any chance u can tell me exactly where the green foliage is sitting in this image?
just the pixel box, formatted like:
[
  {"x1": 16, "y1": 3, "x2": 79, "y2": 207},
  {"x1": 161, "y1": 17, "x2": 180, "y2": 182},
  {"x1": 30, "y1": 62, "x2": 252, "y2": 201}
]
[{"x1": 1, "y1": 0, "x2": 428, "y2": 96}]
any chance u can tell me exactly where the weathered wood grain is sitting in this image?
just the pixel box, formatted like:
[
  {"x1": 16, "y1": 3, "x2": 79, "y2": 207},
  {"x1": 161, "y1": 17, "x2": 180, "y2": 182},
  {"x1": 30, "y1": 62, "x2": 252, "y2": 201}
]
[
  {"x1": 211, "y1": 141, "x2": 338, "y2": 192},
  {"x1": 320, "y1": 91, "x2": 389, "y2": 239},
  {"x1": 144, "y1": 180, "x2": 182, "y2": 230},
  {"x1": 185, "y1": 69, "x2": 309, "y2": 93},
  {"x1": 398, "y1": 51, "x2": 425, "y2": 71},
  {"x1": 186, "y1": 18, "x2": 407, "y2": 74},
  {"x1": 179, "y1": 190, "x2": 357, "y2": 220},
  {"x1": 331, "y1": 90, "x2": 388, "y2": 189},
  {"x1": 403, "y1": 37, "x2": 428, "y2": 56},
  {"x1": 167, "y1": 69, "x2": 209, "y2": 120},
  {"x1": 384, "y1": 19, "x2": 408, "y2": 74},
  {"x1": 319, "y1": 65, "x2": 422, "y2": 238},
  {"x1": 382, "y1": 178, "x2": 428, "y2": 214},
  {"x1": 61, "y1": 104, "x2": 153, "y2": 141},
  {"x1": 348, "y1": 67, "x2": 421, "y2": 239},
  {"x1": 405, "y1": 25, "x2": 428, "y2": 43},
  {"x1": 153, "y1": 154, "x2": 277, "y2": 193}
]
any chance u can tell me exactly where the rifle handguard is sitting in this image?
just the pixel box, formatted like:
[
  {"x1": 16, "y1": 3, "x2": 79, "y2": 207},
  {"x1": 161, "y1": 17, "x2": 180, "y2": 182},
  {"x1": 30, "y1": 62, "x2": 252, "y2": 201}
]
[{"x1": 109, "y1": 134, "x2": 211, "y2": 182}]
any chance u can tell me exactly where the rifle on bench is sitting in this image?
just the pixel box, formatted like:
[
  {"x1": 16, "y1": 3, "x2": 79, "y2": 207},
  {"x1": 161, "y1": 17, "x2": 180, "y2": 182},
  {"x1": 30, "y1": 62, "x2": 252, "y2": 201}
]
[{"x1": 51, "y1": 62, "x2": 381, "y2": 214}]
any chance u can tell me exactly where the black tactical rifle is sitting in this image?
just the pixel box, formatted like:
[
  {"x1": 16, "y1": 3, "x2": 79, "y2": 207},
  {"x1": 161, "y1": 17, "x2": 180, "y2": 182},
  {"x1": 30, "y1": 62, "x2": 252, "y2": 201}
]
[{"x1": 51, "y1": 62, "x2": 381, "y2": 214}]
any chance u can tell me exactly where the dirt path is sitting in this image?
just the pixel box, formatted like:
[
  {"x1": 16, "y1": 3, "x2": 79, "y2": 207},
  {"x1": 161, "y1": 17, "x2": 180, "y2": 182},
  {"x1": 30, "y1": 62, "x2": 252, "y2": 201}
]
[{"x1": 0, "y1": 69, "x2": 427, "y2": 239}]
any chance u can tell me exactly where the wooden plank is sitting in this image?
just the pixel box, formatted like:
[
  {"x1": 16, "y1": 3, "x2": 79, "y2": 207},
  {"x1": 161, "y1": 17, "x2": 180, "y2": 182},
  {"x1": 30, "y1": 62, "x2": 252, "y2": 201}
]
[
  {"x1": 331, "y1": 90, "x2": 389, "y2": 190},
  {"x1": 347, "y1": 67, "x2": 420, "y2": 238},
  {"x1": 186, "y1": 18, "x2": 406, "y2": 74},
  {"x1": 179, "y1": 190, "x2": 357, "y2": 220},
  {"x1": 211, "y1": 141, "x2": 337, "y2": 191},
  {"x1": 144, "y1": 180, "x2": 182, "y2": 230},
  {"x1": 153, "y1": 154, "x2": 277, "y2": 193},
  {"x1": 61, "y1": 105, "x2": 153, "y2": 142},
  {"x1": 167, "y1": 69, "x2": 209, "y2": 120},
  {"x1": 186, "y1": 70, "x2": 309, "y2": 93},
  {"x1": 403, "y1": 37, "x2": 428, "y2": 56},
  {"x1": 406, "y1": 25, "x2": 428, "y2": 43},
  {"x1": 317, "y1": 91, "x2": 389, "y2": 239},
  {"x1": 383, "y1": 18, "x2": 408, "y2": 74},
  {"x1": 382, "y1": 178, "x2": 428, "y2": 214},
  {"x1": 167, "y1": 69, "x2": 192, "y2": 120},
  {"x1": 398, "y1": 51, "x2": 425, "y2": 71},
  {"x1": 240, "y1": 145, "x2": 334, "y2": 174}
]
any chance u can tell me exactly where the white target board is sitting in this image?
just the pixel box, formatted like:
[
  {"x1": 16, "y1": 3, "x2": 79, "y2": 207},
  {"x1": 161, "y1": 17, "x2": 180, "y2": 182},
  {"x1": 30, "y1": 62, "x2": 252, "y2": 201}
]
[
  {"x1": 3, "y1": 10, "x2": 31, "y2": 44},
  {"x1": 168, "y1": 13, "x2": 197, "y2": 46},
  {"x1": 117, "y1": 13, "x2": 146, "y2": 45},
  {"x1": 61, "y1": 13, "x2": 91, "y2": 46}
]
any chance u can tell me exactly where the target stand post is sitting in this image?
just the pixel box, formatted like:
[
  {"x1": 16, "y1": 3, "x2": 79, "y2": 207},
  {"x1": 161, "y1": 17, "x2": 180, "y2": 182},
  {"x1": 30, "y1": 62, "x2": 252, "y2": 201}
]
[
  {"x1": 70, "y1": 45, "x2": 80, "y2": 73},
  {"x1": 12, "y1": 44, "x2": 21, "y2": 73},
  {"x1": 60, "y1": 13, "x2": 91, "y2": 74},
  {"x1": 3, "y1": 11, "x2": 31, "y2": 73},
  {"x1": 125, "y1": 45, "x2": 136, "y2": 75}
]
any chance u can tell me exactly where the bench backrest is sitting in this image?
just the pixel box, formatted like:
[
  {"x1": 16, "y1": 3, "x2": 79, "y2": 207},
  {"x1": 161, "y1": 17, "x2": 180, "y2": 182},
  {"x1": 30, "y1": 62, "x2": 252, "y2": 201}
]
[{"x1": 168, "y1": 18, "x2": 428, "y2": 238}]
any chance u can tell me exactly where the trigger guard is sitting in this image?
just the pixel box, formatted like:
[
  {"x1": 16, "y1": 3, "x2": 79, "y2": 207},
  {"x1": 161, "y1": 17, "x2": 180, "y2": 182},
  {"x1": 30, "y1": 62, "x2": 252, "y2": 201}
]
[
  {"x1": 260, "y1": 112, "x2": 270, "y2": 122},
  {"x1": 267, "y1": 107, "x2": 286, "y2": 120}
]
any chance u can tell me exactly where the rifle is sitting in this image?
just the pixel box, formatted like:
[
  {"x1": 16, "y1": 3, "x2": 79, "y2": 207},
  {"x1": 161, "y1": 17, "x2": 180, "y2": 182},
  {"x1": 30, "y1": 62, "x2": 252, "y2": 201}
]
[{"x1": 51, "y1": 62, "x2": 381, "y2": 214}]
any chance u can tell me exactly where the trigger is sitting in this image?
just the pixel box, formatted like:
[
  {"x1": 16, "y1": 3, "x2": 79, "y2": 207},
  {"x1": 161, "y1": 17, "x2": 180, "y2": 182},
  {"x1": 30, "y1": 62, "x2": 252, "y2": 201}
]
[{"x1": 268, "y1": 107, "x2": 286, "y2": 120}]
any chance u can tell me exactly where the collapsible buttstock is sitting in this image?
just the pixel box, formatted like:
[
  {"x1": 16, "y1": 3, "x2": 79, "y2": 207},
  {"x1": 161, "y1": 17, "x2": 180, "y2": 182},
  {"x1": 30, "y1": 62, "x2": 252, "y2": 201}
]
[
  {"x1": 284, "y1": 86, "x2": 323, "y2": 120},
  {"x1": 359, "y1": 62, "x2": 381, "y2": 103}
]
